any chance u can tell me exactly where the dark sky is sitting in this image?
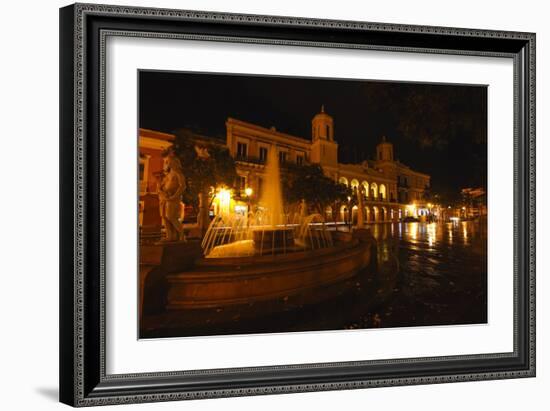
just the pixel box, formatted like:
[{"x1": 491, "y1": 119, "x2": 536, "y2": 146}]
[{"x1": 139, "y1": 71, "x2": 487, "y2": 200}]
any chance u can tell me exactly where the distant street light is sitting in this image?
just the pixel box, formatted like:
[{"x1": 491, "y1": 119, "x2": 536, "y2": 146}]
[{"x1": 245, "y1": 187, "x2": 253, "y2": 197}]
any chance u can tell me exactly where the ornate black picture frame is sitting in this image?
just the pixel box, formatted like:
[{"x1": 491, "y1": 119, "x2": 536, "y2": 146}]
[{"x1": 59, "y1": 3, "x2": 535, "y2": 407}]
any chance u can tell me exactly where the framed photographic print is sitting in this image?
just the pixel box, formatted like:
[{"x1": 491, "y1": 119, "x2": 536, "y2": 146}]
[{"x1": 59, "y1": 3, "x2": 536, "y2": 407}]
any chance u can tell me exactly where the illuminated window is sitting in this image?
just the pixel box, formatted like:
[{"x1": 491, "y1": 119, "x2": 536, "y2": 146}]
[
  {"x1": 371, "y1": 182, "x2": 378, "y2": 198},
  {"x1": 362, "y1": 181, "x2": 369, "y2": 197},
  {"x1": 351, "y1": 179, "x2": 359, "y2": 190}
]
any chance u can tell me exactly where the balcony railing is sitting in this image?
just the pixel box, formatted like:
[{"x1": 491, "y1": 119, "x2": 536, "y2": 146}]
[
  {"x1": 360, "y1": 195, "x2": 392, "y2": 203},
  {"x1": 234, "y1": 154, "x2": 309, "y2": 166},
  {"x1": 235, "y1": 154, "x2": 264, "y2": 164}
]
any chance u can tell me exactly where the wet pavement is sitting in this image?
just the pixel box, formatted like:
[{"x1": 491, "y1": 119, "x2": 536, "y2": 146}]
[
  {"x1": 140, "y1": 220, "x2": 487, "y2": 338},
  {"x1": 362, "y1": 220, "x2": 487, "y2": 329}
]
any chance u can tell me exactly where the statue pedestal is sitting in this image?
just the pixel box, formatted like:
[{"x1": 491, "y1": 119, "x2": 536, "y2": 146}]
[
  {"x1": 140, "y1": 241, "x2": 202, "y2": 319},
  {"x1": 140, "y1": 193, "x2": 162, "y2": 243}
]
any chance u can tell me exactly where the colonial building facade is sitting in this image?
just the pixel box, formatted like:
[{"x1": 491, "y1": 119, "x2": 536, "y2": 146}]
[
  {"x1": 225, "y1": 107, "x2": 431, "y2": 223},
  {"x1": 139, "y1": 106, "x2": 431, "y2": 227}
]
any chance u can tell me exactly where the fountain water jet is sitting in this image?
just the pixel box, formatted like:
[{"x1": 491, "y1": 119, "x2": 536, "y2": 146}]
[{"x1": 259, "y1": 146, "x2": 284, "y2": 226}]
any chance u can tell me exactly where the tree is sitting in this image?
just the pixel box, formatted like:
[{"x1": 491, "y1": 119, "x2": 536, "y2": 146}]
[
  {"x1": 282, "y1": 163, "x2": 351, "y2": 215},
  {"x1": 172, "y1": 131, "x2": 238, "y2": 233}
]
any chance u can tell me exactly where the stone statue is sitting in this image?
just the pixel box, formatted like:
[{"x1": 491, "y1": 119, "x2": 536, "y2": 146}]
[{"x1": 158, "y1": 153, "x2": 186, "y2": 242}]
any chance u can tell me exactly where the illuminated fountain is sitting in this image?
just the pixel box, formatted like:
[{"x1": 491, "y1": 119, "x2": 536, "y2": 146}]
[
  {"x1": 167, "y1": 146, "x2": 376, "y2": 310},
  {"x1": 202, "y1": 147, "x2": 332, "y2": 258}
]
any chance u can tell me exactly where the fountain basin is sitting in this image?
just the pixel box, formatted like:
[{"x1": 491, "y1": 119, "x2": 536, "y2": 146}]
[{"x1": 166, "y1": 232, "x2": 375, "y2": 310}]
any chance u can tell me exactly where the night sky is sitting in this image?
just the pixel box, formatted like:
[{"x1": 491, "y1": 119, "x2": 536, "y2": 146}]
[{"x1": 139, "y1": 71, "x2": 487, "y2": 201}]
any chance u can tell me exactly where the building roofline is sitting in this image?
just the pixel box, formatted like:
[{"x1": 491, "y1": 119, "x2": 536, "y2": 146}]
[
  {"x1": 226, "y1": 117, "x2": 312, "y2": 146},
  {"x1": 338, "y1": 163, "x2": 394, "y2": 183},
  {"x1": 139, "y1": 128, "x2": 175, "y2": 141},
  {"x1": 173, "y1": 128, "x2": 227, "y2": 147}
]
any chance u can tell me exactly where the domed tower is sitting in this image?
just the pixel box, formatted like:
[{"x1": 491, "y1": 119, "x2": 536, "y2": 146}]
[
  {"x1": 310, "y1": 105, "x2": 338, "y2": 167},
  {"x1": 376, "y1": 136, "x2": 394, "y2": 161},
  {"x1": 311, "y1": 105, "x2": 334, "y2": 141}
]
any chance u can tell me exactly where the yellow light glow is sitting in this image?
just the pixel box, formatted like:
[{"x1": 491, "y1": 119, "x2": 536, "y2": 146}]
[
  {"x1": 218, "y1": 189, "x2": 231, "y2": 202},
  {"x1": 216, "y1": 187, "x2": 232, "y2": 215},
  {"x1": 427, "y1": 203, "x2": 433, "y2": 208},
  {"x1": 427, "y1": 222, "x2": 436, "y2": 247},
  {"x1": 244, "y1": 187, "x2": 253, "y2": 197},
  {"x1": 410, "y1": 221, "x2": 418, "y2": 240}
]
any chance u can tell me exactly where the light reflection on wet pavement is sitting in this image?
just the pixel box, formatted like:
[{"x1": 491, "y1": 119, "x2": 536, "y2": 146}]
[{"x1": 363, "y1": 220, "x2": 487, "y2": 329}]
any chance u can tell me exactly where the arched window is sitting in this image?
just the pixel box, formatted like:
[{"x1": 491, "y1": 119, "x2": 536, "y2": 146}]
[
  {"x1": 379, "y1": 184, "x2": 387, "y2": 200},
  {"x1": 371, "y1": 182, "x2": 378, "y2": 199},
  {"x1": 373, "y1": 206, "x2": 379, "y2": 221},
  {"x1": 339, "y1": 177, "x2": 348, "y2": 186},
  {"x1": 340, "y1": 205, "x2": 349, "y2": 222},
  {"x1": 351, "y1": 205, "x2": 358, "y2": 224},
  {"x1": 361, "y1": 181, "x2": 369, "y2": 196},
  {"x1": 350, "y1": 179, "x2": 359, "y2": 193}
]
